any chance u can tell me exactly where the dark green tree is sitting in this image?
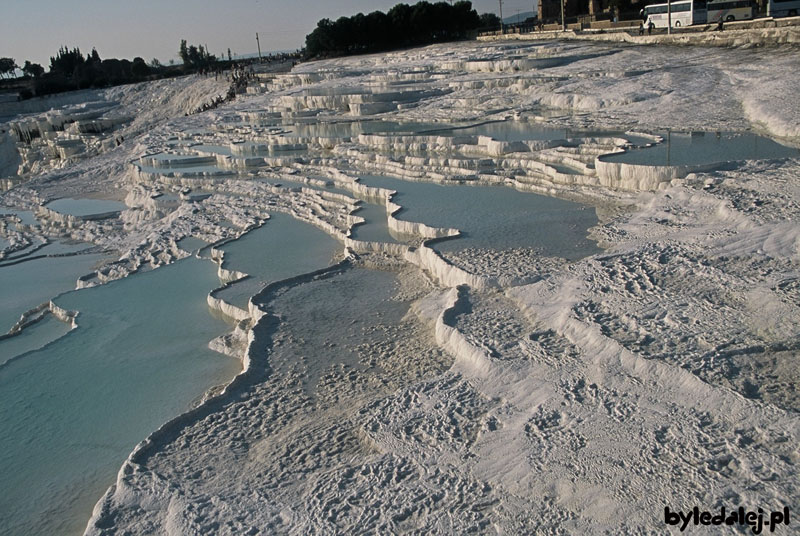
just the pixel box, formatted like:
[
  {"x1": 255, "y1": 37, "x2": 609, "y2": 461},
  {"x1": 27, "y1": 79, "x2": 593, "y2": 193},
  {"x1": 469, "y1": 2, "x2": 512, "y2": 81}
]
[
  {"x1": 479, "y1": 12, "x2": 501, "y2": 28},
  {"x1": 22, "y1": 61, "x2": 45, "y2": 78},
  {"x1": 178, "y1": 40, "x2": 216, "y2": 70},
  {"x1": 0, "y1": 57, "x2": 18, "y2": 78},
  {"x1": 50, "y1": 46, "x2": 85, "y2": 77},
  {"x1": 179, "y1": 39, "x2": 189, "y2": 64},
  {"x1": 388, "y1": 3, "x2": 413, "y2": 40},
  {"x1": 89, "y1": 48, "x2": 102, "y2": 65},
  {"x1": 304, "y1": 1, "x2": 483, "y2": 58},
  {"x1": 99, "y1": 58, "x2": 127, "y2": 84},
  {"x1": 188, "y1": 45, "x2": 199, "y2": 65},
  {"x1": 132, "y1": 57, "x2": 150, "y2": 78}
]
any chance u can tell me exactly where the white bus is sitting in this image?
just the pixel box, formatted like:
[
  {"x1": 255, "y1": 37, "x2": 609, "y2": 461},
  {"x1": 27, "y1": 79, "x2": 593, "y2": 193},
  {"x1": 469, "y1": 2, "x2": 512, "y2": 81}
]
[
  {"x1": 768, "y1": 0, "x2": 800, "y2": 16},
  {"x1": 707, "y1": 0, "x2": 755, "y2": 21},
  {"x1": 642, "y1": 0, "x2": 708, "y2": 28}
]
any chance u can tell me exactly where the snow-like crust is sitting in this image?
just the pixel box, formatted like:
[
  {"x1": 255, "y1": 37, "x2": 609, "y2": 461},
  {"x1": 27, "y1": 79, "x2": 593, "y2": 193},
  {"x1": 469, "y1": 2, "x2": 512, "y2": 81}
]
[
  {"x1": 2, "y1": 33, "x2": 799, "y2": 535},
  {"x1": 594, "y1": 157, "x2": 720, "y2": 190}
]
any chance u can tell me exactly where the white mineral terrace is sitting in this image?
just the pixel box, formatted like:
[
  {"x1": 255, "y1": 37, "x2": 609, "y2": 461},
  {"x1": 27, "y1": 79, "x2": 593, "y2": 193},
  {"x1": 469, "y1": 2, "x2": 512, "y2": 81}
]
[{"x1": 0, "y1": 33, "x2": 799, "y2": 536}]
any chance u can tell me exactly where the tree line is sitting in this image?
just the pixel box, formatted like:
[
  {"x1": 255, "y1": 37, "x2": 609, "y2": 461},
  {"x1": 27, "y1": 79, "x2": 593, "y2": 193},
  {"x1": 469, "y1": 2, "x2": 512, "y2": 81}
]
[
  {"x1": 178, "y1": 40, "x2": 216, "y2": 70},
  {"x1": 1, "y1": 46, "x2": 169, "y2": 98},
  {"x1": 1, "y1": 40, "x2": 239, "y2": 99},
  {"x1": 304, "y1": 1, "x2": 499, "y2": 58}
]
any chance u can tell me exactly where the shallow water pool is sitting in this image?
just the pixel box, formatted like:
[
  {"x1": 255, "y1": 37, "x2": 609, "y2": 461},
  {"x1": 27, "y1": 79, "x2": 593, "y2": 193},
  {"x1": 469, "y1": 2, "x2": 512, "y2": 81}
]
[
  {"x1": 0, "y1": 315, "x2": 72, "y2": 366},
  {"x1": 359, "y1": 175, "x2": 599, "y2": 260},
  {"x1": 214, "y1": 212, "x2": 341, "y2": 309},
  {"x1": 0, "y1": 207, "x2": 39, "y2": 227},
  {"x1": 0, "y1": 257, "x2": 240, "y2": 536},
  {"x1": 422, "y1": 120, "x2": 566, "y2": 141},
  {"x1": 0, "y1": 251, "x2": 111, "y2": 333},
  {"x1": 350, "y1": 201, "x2": 399, "y2": 244},
  {"x1": 288, "y1": 120, "x2": 450, "y2": 139},
  {"x1": 603, "y1": 131, "x2": 800, "y2": 166},
  {"x1": 45, "y1": 198, "x2": 126, "y2": 217}
]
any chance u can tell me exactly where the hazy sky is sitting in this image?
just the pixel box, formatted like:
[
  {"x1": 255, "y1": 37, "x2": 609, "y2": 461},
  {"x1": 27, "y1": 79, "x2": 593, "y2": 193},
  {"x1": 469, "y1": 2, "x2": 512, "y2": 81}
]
[{"x1": 1, "y1": 0, "x2": 537, "y2": 68}]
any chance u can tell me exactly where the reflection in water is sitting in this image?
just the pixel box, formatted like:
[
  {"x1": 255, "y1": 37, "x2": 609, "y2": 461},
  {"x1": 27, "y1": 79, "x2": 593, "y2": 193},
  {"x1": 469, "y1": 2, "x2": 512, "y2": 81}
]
[
  {"x1": 359, "y1": 175, "x2": 599, "y2": 260},
  {"x1": 604, "y1": 131, "x2": 800, "y2": 166}
]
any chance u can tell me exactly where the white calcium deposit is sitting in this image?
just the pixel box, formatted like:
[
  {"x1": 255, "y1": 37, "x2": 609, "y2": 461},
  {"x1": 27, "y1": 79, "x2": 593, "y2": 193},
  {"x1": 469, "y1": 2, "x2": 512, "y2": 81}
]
[{"x1": 1, "y1": 33, "x2": 799, "y2": 535}]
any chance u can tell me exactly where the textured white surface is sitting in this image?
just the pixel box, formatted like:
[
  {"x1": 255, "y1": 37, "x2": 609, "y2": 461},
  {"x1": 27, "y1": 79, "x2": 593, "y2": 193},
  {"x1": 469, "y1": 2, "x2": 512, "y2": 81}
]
[{"x1": 2, "y1": 36, "x2": 799, "y2": 535}]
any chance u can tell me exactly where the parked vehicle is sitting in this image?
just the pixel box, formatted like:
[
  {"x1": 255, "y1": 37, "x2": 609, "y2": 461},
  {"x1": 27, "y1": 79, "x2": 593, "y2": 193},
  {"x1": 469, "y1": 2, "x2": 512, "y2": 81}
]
[{"x1": 641, "y1": 0, "x2": 708, "y2": 28}]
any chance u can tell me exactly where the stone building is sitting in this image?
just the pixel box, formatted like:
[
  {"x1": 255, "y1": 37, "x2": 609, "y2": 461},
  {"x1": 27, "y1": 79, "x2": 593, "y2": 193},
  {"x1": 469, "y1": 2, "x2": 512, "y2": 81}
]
[{"x1": 538, "y1": 0, "x2": 637, "y2": 22}]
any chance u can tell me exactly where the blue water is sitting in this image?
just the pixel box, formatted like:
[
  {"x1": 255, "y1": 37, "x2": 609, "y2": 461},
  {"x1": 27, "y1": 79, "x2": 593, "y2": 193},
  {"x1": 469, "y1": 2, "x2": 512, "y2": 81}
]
[
  {"x1": 191, "y1": 144, "x2": 233, "y2": 156},
  {"x1": 176, "y1": 236, "x2": 209, "y2": 254},
  {"x1": 218, "y1": 118, "x2": 444, "y2": 138},
  {"x1": 214, "y1": 213, "x2": 340, "y2": 309},
  {"x1": 0, "y1": 316, "x2": 72, "y2": 366},
  {"x1": 0, "y1": 207, "x2": 39, "y2": 227},
  {"x1": 421, "y1": 120, "x2": 658, "y2": 148},
  {"x1": 287, "y1": 120, "x2": 449, "y2": 138},
  {"x1": 359, "y1": 175, "x2": 599, "y2": 260},
  {"x1": 603, "y1": 131, "x2": 800, "y2": 166},
  {"x1": 423, "y1": 120, "x2": 567, "y2": 141},
  {"x1": 138, "y1": 163, "x2": 234, "y2": 176},
  {"x1": 13, "y1": 241, "x2": 95, "y2": 258},
  {"x1": 256, "y1": 177, "x2": 353, "y2": 197},
  {"x1": 0, "y1": 238, "x2": 46, "y2": 262},
  {"x1": 350, "y1": 201, "x2": 399, "y2": 244},
  {"x1": 0, "y1": 251, "x2": 111, "y2": 334},
  {"x1": 0, "y1": 241, "x2": 93, "y2": 264},
  {"x1": 45, "y1": 199, "x2": 126, "y2": 217},
  {"x1": 0, "y1": 258, "x2": 241, "y2": 536},
  {"x1": 144, "y1": 153, "x2": 216, "y2": 165}
]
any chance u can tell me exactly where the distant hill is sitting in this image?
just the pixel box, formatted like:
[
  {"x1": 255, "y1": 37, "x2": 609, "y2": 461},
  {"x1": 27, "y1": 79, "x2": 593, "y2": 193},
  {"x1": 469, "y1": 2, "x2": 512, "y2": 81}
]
[{"x1": 503, "y1": 10, "x2": 537, "y2": 24}]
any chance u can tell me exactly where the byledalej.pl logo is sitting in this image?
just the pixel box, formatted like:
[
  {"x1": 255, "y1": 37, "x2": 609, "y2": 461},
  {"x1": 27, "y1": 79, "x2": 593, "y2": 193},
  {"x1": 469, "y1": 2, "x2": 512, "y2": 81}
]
[{"x1": 665, "y1": 506, "x2": 790, "y2": 534}]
